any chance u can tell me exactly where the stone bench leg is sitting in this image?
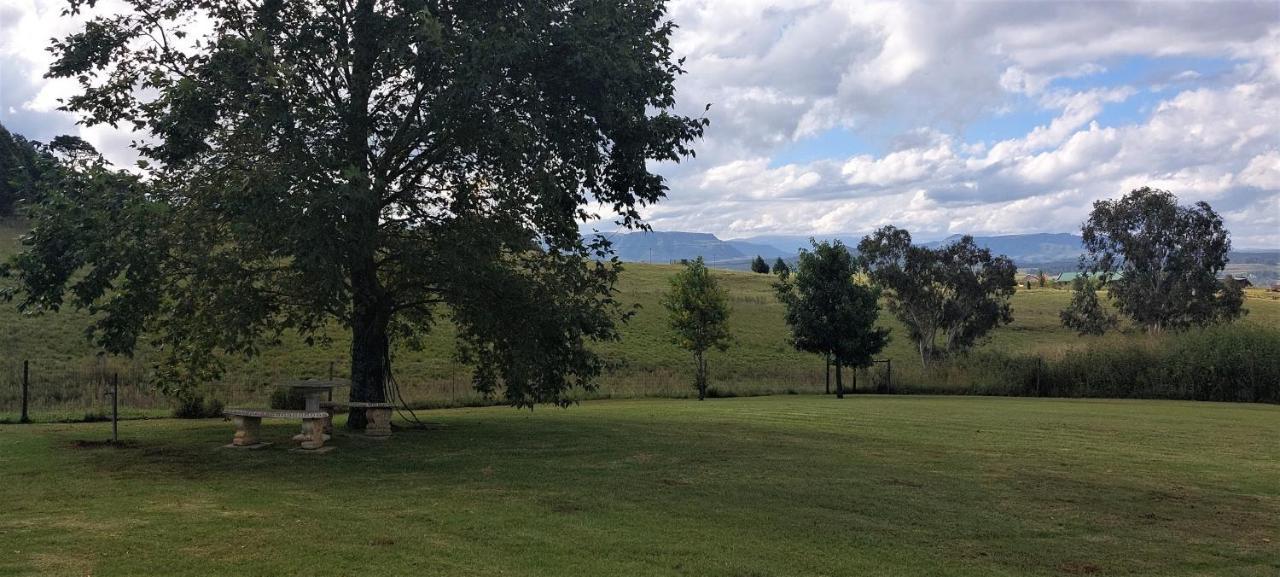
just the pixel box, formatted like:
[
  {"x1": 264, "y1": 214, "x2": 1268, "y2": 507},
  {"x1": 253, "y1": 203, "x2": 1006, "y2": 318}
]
[
  {"x1": 365, "y1": 407, "x2": 392, "y2": 437},
  {"x1": 232, "y1": 416, "x2": 262, "y2": 446},
  {"x1": 299, "y1": 417, "x2": 326, "y2": 450}
]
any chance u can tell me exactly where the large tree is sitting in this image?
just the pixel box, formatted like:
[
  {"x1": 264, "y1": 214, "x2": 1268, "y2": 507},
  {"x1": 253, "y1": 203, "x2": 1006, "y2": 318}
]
[
  {"x1": 858, "y1": 227, "x2": 1016, "y2": 369},
  {"x1": 1078, "y1": 187, "x2": 1242, "y2": 333},
  {"x1": 7, "y1": 0, "x2": 706, "y2": 426},
  {"x1": 774, "y1": 240, "x2": 888, "y2": 399},
  {"x1": 661, "y1": 257, "x2": 731, "y2": 400}
]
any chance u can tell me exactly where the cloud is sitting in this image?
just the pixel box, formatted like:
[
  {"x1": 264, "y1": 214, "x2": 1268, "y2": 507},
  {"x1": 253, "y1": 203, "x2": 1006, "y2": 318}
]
[{"x1": 647, "y1": 0, "x2": 1280, "y2": 247}]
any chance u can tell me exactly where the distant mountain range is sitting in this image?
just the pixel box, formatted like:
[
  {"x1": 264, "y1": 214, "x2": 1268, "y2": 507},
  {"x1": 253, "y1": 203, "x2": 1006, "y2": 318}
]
[
  {"x1": 602, "y1": 230, "x2": 791, "y2": 264},
  {"x1": 597, "y1": 230, "x2": 1280, "y2": 279}
]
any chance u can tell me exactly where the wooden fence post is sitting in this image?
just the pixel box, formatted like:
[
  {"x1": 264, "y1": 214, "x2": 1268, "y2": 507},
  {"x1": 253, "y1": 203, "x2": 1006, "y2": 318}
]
[
  {"x1": 20, "y1": 360, "x2": 30, "y2": 424},
  {"x1": 328, "y1": 361, "x2": 335, "y2": 402},
  {"x1": 111, "y1": 373, "x2": 119, "y2": 443}
]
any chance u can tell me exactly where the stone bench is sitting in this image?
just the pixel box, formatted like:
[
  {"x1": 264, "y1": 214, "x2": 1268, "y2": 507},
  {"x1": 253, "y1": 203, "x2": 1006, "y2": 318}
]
[
  {"x1": 348, "y1": 402, "x2": 395, "y2": 437},
  {"x1": 225, "y1": 408, "x2": 330, "y2": 450},
  {"x1": 318, "y1": 401, "x2": 347, "y2": 435}
]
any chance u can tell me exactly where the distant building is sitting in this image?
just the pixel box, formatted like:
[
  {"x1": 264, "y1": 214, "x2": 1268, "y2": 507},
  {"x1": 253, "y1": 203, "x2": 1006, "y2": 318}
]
[
  {"x1": 1055, "y1": 271, "x2": 1123, "y2": 285},
  {"x1": 1220, "y1": 275, "x2": 1252, "y2": 288}
]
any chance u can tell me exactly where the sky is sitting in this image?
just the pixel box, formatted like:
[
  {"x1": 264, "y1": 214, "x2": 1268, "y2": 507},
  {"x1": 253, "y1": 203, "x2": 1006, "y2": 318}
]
[{"x1": 1, "y1": 1, "x2": 1278, "y2": 247}]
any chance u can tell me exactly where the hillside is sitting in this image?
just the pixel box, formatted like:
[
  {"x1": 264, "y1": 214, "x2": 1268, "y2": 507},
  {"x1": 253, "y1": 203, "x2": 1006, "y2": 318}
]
[
  {"x1": 3, "y1": 218, "x2": 1278, "y2": 412},
  {"x1": 599, "y1": 229, "x2": 1280, "y2": 281}
]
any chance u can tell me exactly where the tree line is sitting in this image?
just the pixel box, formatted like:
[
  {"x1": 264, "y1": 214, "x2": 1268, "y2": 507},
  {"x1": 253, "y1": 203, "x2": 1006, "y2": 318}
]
[
  {"x1": 664, "y1": 187, "x2": 1247, "y2": 399},
  {"x1": 663, "y1": 227, "x2": 1020, "y2": 397}
]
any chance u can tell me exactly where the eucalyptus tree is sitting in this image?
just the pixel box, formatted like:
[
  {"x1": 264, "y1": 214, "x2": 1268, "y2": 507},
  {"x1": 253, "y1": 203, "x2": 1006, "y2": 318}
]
[
  {"x1": 661, "y1": 257, "x2": 731, "y2": 400},
  {"x1": 8, "y1": 0, "x2": 706, "y2": 427},
  {"x1": 1078, "y1": 187, "x2": 1242, "y2": 333},
  {"x1": 1060, "y1": 276, "x2": 1118, "y2": 336},
  {"x1": 858, "y1": 227, "x2": 1016, "y2": 369},
  {"x1": 774, "y1": 240, "x2": 888, "y2": 398}
]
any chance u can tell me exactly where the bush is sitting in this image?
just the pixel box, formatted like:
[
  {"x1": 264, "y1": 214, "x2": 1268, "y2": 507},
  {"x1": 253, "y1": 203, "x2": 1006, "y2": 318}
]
[
  {"x1": 172, "y1": 394, "x2": 226, "y2": 419},
  {"x1": 269, "y1": 387, "x2": 307, "y2": 410}
]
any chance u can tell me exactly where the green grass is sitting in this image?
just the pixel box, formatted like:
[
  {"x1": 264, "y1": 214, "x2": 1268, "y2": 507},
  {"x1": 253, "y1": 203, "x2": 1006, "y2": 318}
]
[
  {"x1": 4, "y1": 217, "x2": 1279, "y2": 417},
  {"x1": 1, "y1": 395, "x2": 1277, "y2": 576}
]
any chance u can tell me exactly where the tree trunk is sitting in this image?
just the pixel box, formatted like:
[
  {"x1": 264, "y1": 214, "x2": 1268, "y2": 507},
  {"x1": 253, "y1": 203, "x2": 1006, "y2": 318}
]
[
  {"x1": 824, "y1": 353, "x2": 830, "y2": 395},
  {"x1": 835, "y1": 360, "x2": 844, "y2": 399},
  {"x1": 344, "y1": 0, "x2": 384, "y2": 431},
  {"x1": 348, "y1": 270, "x2": 390, "y2": 430},
  {"x1": 696, "y1": 352, "x2": 706, "y2": 400}
]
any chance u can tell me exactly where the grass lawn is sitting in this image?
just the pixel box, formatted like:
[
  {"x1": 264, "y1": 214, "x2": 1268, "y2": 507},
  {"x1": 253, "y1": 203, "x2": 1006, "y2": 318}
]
[{"x1": 1, "y1": 395, "x2": 1277, "y2": 576}]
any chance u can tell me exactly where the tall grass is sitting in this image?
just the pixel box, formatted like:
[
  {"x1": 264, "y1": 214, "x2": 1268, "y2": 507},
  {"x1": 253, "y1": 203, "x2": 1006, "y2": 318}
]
[{"x1": 924, "y1": 324, "x2": 1280, "y2": 403}]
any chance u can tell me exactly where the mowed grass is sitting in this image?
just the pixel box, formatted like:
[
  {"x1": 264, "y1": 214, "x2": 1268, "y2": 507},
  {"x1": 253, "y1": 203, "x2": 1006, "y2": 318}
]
[{"x1": 1, "y1": 395, "x2": 1277, "y2": 576}]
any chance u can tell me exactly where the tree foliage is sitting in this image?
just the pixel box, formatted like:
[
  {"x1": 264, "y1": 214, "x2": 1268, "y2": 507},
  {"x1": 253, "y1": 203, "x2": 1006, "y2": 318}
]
[
  {"x1": 1060, "y1": 276, "x2": 1118, "y2": 336},
  {"x1": 750, "y1": 255, "x2": 770, "y2": 274},
  {"x1": 0, "y1": 124, "x2": 56, "y2": 217},
  {"x1": 1079, "y1": 187, "x2": 1243, "y2": 333},
  {"x1": 7, "y1": 0, "x2": 707, "y2": 420},
  {"x1": 661, "y1": 257, "x2": 731, "y2": 400},
  {"x1": 858, "y1": 226, "x2": 1016, "y2": 369},
  {"x1": 772, "y1": 257, "x2": 789, "y2": 276},
  {"x1": 774, "y1": 239, "x2": 888, "y2": 398}
]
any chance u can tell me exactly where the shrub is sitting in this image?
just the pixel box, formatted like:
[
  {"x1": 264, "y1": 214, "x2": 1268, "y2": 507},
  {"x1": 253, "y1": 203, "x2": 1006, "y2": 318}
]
[
  {"x1": 172, "y1": 393, "x2": 226, "y2": 419},
  {"x1": 269, "y1": 387, "x2": 307, "y2": 410}
]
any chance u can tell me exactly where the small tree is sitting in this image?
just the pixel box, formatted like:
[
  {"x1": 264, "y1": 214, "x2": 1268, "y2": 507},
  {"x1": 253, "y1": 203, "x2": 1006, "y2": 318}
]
[
  {"x1": 859, "y1": 226, "x2": 1016, "y2": 369},
  {"x1": 662, "y1": 257, "x2": 732, "y2": 400},
  {"x1": 1037, "y1": 270, "x2": 1048, "y2": 288},
  {"x1": 1060, "y1": 276, "x2": 1118, "y2": 336},
  {"x1": 750, "y1": 255, "x2": 770, "y2": 274},
  {"x1": 1080, "y1": 187, "x2": 1243, "y2": 333},
  {"x1": 773, "y1": 257, "x2": 790, "y2": 276},
  {"x1": 775, "y1": 240, "x2": 889, "y2": 398}
]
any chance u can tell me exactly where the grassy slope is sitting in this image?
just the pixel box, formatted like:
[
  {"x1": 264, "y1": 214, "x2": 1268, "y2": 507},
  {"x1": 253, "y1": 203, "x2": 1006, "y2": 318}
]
[
  {"x1": 1, "y1": 396, "x2": 1277, "y2": 576},
  {"x1": 3, "y1": 218, "x2": 1279, "y2": 410}
]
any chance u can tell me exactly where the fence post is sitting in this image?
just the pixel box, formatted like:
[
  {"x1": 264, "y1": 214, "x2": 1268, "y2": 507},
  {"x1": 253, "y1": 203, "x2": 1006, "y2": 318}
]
[
  {"x1": 20, "y1": 360, "x2": 30, "y2": 424},
  {"x1": 886, "y1": 359, "x2": 892, "y2": 393},
  {"x1": 328, "y1": 361, "x2": 335, "y2": 402},
  {"x1": 111, "y1": 372, "x2": 119, "y2": 443}
]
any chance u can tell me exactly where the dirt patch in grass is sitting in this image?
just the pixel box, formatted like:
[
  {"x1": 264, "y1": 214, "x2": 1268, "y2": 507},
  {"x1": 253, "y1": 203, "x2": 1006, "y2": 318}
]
[
  {"x1": 1057, "y1": 560, "x2": 1102, "y2": 574},
  {"x1": 69, "y1": 439, "x2": 136, "y2": 449}
]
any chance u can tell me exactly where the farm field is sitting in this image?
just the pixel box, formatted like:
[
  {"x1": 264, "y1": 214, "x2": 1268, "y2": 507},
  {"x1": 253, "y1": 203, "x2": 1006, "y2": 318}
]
[
  {"x1": 1, "y1": 395, "x2": 1277, "y2": 576},
  {"x1": 3, "y1": 217, "x2": 1280, "y2": 416}
]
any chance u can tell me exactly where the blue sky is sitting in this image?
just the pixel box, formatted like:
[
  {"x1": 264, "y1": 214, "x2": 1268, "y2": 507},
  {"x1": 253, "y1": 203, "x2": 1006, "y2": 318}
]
[{"x1": 2, "y1": 0, "x2": 1278, "y2": 247}]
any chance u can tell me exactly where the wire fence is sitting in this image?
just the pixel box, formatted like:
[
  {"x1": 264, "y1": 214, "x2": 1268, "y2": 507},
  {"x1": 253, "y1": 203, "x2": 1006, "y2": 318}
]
[{"x1": 0, "y1": 356, "x2": 898, "y2": 422}]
